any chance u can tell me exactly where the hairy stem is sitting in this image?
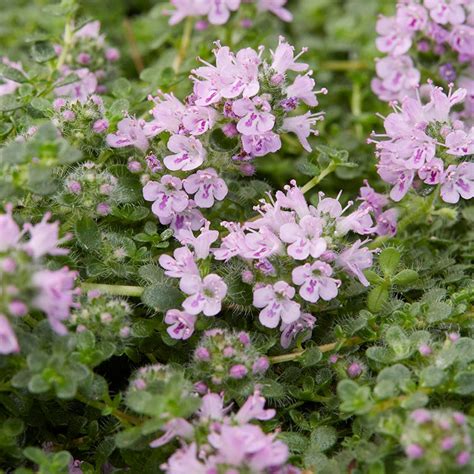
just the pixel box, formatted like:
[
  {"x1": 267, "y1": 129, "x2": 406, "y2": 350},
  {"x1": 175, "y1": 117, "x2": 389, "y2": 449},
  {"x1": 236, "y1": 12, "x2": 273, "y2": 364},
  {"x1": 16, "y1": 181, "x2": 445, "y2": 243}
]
[
  {"x1": 56, "y1": 17, "x2": 74, "y2": 72},
  {"x1": 268, "y1": 336, "x2": 363, "y2": 364},
  {"x1": 173, "y1": 17, "x2": 194, "y2": 73},
  {"x1": 301, "y1": 162, "x2": 338, "y2": 194},
  {"x1": 81, "y1": 283, "x2": 144, "y2": 297},
  {"x1": 75, "y1": 393, "x2": 141, "y2": 426}
]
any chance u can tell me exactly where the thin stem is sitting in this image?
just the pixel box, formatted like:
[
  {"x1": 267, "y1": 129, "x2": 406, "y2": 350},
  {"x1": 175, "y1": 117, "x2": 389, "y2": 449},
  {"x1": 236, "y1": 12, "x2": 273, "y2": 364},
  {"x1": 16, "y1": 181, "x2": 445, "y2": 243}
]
[
  {"x1": 301, "y1": 162, "x2": 338, "y2": 194},
  {"x1": 56, "y1": 17, "x2": 74, "y2": 72},
  {"x1": 268, "y1": 337, "x2": 363, "y2": 364},
  {"x1": 173, "y1": 17, "x2": 194, "y2": 73},
  {"x1": 75, "y1": 393, "x2": 141, "y2": 426},
  {"x1": 81, "y1": 283, "x2": 144, "y2": 297},
  {"x1": 320, "y1": 60, "x2": 368, "y2": 71}
]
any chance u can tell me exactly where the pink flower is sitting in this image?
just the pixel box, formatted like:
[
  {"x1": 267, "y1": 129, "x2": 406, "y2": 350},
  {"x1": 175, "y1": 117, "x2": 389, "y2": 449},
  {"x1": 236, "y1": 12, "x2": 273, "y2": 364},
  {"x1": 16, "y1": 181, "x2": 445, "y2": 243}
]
[
  {"x1": 241, "y1": 131, "x2": 281, "y2": 156},
  {"x1": 23, "y1": 213, "x2": 70, "y2": 259},
  {"x1": 32, "y1": 267, "x2": 78, "y2": 335},
  {"x1": 158, "y1": 201, "x2": 205, "y2": 232},
  {"x1": 145, "y1": 92, "x2": 186, "y2": 136},
  {"x1": 371, "y1": 55, "x2": 420, "y2": 102},
  {"x1": 376, "y1": 209, "x2": 398, "y2": 236},
  {"x1": 164, "y1": 309, "x2": 197, "y2": 340},
  {"x1": 282, "y1": 112, "x2": 323, "y2": 152},
  {"x1": 424, "y1": 0, "x2": 466, "y2": 25},
  {"x1": 183, "y1": 168, "x2": 228, "y2": 208},
  {"x1": 291, "y1": 261, "x2": 340, "y2": 303},
  {"x1": 163, "y1": 135, "x2": 206, "y2": 171},
  {"x1": 168, "y1": 0, "x2": 209, "y2": 25},
  {"x1": 280, "y1": 312, "x2": 316, "y2": 348},
  {"x1": 92, "y1": 118, "x2": 109, "y2": 133},
  {"x1": 106, "y1": 117, "x2": 149, "y2": 151},
  {"x1": 279, "y1": 215, "x2": 326, "y2": 260},
  {"x1": 54, "y1": 68, "x2": 97, "y2": 102},
  {"x1": 440, "y1": 163, "x2": 474, "y2": 203},
  {"x1": 182, "y1": 105, "x2": 218, "y2": 135},
  {"x1": 235, "y1": 391, "x2": 275, "y2": 424},
  {"x1": 0, "y1": 315, "x2": 20, "y2": 354},
  {"x1": 336, "y1": 240, "x2": 374, "y2": 287},
  {"x1": 286, "y1": 72, "x2": 321, "y2": 106},
  {"x1": 233, "y1": 96, "x2": 275, "y2": 135},
  {"x1": 159, "y1": 246, "x2": 199, "y2": 279},
  {"x1": 180, "y1": 274, "x2": 227, "y2": 316},
  {"x1": 445, "y1": 128, "x2": 474, "y2": 156},
  {"x1": 418, "y1": 157, "x2": 444, "y2": 185},
  {"x1": 257, "y1": 0, "x2": 293, "y2": 22},
  {"x1": 175, "y1": 221, "x2": 219, "y2": 259},
  {"x1": 143, "y1": 175, "x2": 189, "y2": 218},
  {"x1": 270, "y1": 36, "x2": 308, "y2": 75},
  {"x1": 161, "y1": 443, "x2": 207, "y2": 473},
  {"x1": 0, "y1": 205, "x2": 21, "y2": 252},
  {"x1": 208, "y1": 0, "x2": 241, "y2": 25},
  {"x1": 253, "y1": 281, "x2": 300, "y2": 328},
  {"x1": 375, "y1": 16, "x2": 412, "y2": 56}
]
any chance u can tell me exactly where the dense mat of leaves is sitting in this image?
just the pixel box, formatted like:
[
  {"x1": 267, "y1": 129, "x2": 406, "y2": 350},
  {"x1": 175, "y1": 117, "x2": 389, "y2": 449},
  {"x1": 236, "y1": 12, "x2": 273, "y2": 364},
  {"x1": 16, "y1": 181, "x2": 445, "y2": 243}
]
[{"x1": 0, "y1": 0, "x2": 473, "y2": 473}]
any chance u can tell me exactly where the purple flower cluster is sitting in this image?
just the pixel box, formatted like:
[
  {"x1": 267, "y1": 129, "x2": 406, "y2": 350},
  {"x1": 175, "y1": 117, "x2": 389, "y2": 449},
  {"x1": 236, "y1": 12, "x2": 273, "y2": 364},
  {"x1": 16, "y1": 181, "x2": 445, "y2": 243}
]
[
  {"x1": 214, "y1": 181, "x2": 383, "y2": 336},
  {"x1": 106, "y1": 38, "x2": 326, "y2": 230},
  {"x1": 372, "y1": 0, "x2": 474, "y2": 118},
  {"x1": 192, "y1": 328, "x2": 269, "y2": 389},
  {"x1": 144, "y1": 389, "x2": 298, "y2": 473},
  {"x1": 167, "y1": 0, "x2": 292, "y2": 26},
  {"x1": 60, "y1": 161, "x2": 118, "y2": 217},
  {"x1": 69, "y1": 290, "x2": 131, "y2": 340},
  {"x1": 402, "y1": 409, "x2": 472, "y2": 469},
  {"x1": 0, "y1": 207, "x2": 78, "y2": 353},
  {"x1": 54, "y1": 21, "x2": 120, "y2": 101},
  {"x1": 370, "y1": 82, "x2": 474, "y2": 203}
]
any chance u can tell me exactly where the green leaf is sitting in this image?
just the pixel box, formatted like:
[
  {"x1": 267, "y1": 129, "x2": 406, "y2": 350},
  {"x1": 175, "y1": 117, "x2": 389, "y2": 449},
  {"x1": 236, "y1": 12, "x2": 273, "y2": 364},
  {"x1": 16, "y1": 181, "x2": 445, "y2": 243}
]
[
  {"x1": 30, "y1": 41, "x2": 56, "y2": 63},
  {"x1": 420, "y1": 367, "x2": 446, "y2": 388},
  {"x1": 453, "y1": 372, "x2": 474, "y2": 395},
  {"x1": 300, "y1": 346, "x2": 322, "y2": 367},
  {"x1": 141, "y1": 284, "x2": 182, "y2": 312},
  {"x1": 364, "y1": 270, "x2": 383, "y2": 285},
  {"x1": 309, "y1": 426, "x2": 337, "y2": 452},
  {"x1": 30, "y1": 97, "x2": 51, "y2": 113},
  {"x1": 28, "y1": 375, "x2": 50, "y2": 394},
  {"x1": 378, "y1": 247, "x2": 400, "y2": 276},
  {"x1": 23, "y1": 447, "x2": 48, "y2": 464},
  {"x1": 75, "y1": 217, "x2": 101, "y2": 251},
  {"x1": 426, "y1": 302, "x2": 452, "y2": 323},
  {"x1": 0, "y1": 95, "x2": 23, "y2": 112},
  {"x1": 0, "y1": 63, "x2": 28, "y2": 83},
  {"x1": 392, "y1": 269, "x2": 418, "y2": 286},
  {"x1": 367, "y1": 285, "x2": 389, "y2": 313}
]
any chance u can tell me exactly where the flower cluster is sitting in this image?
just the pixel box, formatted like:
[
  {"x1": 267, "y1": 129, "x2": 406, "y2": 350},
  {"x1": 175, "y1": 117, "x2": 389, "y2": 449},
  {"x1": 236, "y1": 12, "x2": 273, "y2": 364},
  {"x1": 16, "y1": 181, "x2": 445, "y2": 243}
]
[
  {"x1": 214, "y1": 181, "x2": 381, "y2": 338},
  {"x1": 106, "y1": 38, "x2": 326, "y2": 230},
  {"x1": 0, "y1": 207, "x2": 78, "y2": 354},
  {"x1": 372, "y1": 0, "x2": 474, "y2": 118},
  {"x1": 159, "y1": 225, "x2": 227, "y2": 338},
  {"x1": 166, "y1": 0, "x2": 293, "y2": 26},
  {"x1": 68, "y1": 290, "x2": 131, "y2": 340},
  {"x1": 149, "y1": 390, "x2": 299, "y2": 474},
  {"x1": 54, "y1": 21, "x2": 120, "y2": 101},
  {"x1": 370, "y1": 82, "x2": 474, "y2": 203},
  {"x1": 401, "y1": 409, "x2": 472, "y2": 470},
  {"x1": 57, "y1": 161, "x2": 119, "y2": 217},
  {"x1": 192, "y1": 328, "x2": 269, "y2": 390},
  {"x1": 52, "y1": 94, "x2": 109, "y2": 153}
]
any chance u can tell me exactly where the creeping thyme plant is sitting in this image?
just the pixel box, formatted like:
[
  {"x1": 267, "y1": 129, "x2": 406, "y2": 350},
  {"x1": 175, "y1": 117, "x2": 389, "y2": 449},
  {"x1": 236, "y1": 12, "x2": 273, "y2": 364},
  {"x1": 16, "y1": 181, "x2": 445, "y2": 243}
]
[{"x1": 1, "y1": 0, "x2": 474, "y2": 472}]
